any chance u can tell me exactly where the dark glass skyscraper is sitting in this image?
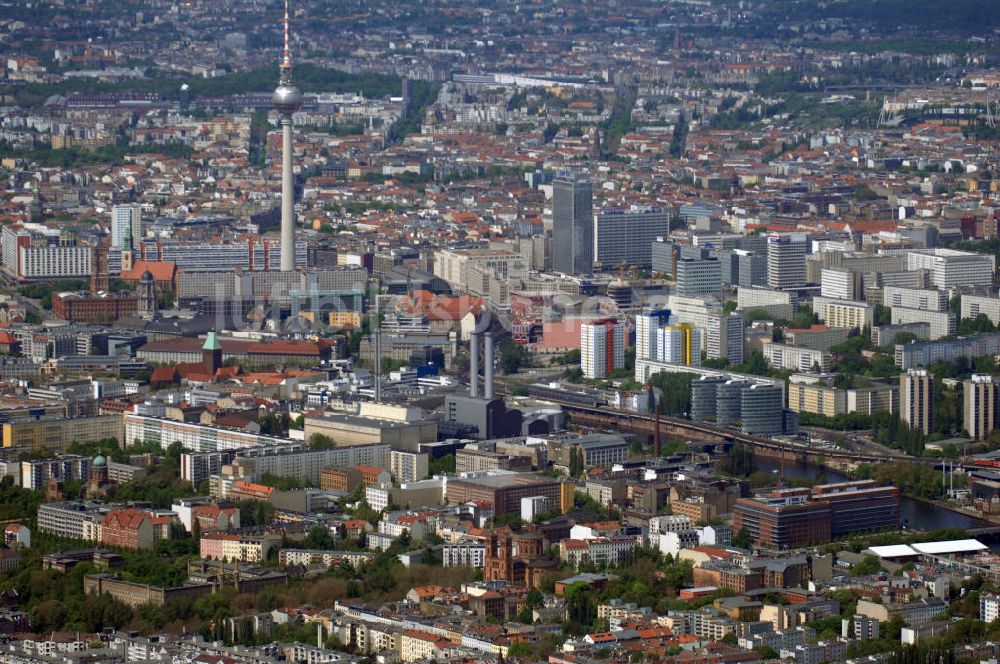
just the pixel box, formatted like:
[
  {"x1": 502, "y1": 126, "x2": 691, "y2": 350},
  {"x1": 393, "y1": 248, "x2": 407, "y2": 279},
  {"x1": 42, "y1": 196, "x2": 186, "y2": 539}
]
[{"x1": 552, "y1": 173, "x2": 593, "y2": 276}]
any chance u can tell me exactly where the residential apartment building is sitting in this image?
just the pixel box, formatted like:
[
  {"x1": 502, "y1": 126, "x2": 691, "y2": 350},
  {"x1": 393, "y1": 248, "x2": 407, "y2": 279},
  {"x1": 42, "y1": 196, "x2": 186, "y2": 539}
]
[
  {"x1": 812, "y1": 297, "x2": 874, "y2": 331},
  {"x1": 962, "y1": 294, "x2": 1000, "y2": 326},
  {"x1": 706, "y1": 312, "x2": 745, "y2": 364},
  {"x1": 635, "y1": 309, "x2": 672, "y2": 362},
  {"x1": 390, "y1": 449, "x2": 429, "y2": 483},
  {"x1": 820, "y1": 267, "x2": 861, "y2": 301},
  {"x1": 787, "y1": 378, "x2": 846, "y2": 418},
  {"x1": 737, "y1": 287, "x2": 795, "y2": 321},
  {"x1": 125, "y1": 414, "x2": 291, "y2": 454},
  {"x1": 37, "y1": 501, "x2": 112, "y2": 540},
  {"x1": 883, "y1": 286, "x2": 948, "y2": 312},
  {"x1": 762, "y1": 343, "x2": 831, "y2": 373},
  {"x1": 890, "y1": 307, "x2": 955, "y2": 340},
  {"x1": 3, "y1": 415, "x2": 123, "y2": 451},
  {"x1": 965, "y1": 374, "x2": 1000, "y2": 441},
  {"x1": 657, "y1": 323, "x2": 702, "y2": 366},
  {"x1": 20, "y1": 455, "x2": 92, "y2": 491},
  {"x1": 433, "y1": 248, "x2": 521, "y2": 294},
  {"x1": 901, "y1": 369, "x2": 935, "y2": 435},
  {"x1": 580, "y1": 318, "x2": 625, "y2": 379},
  {"x1": 441, "y1": 542, "x2": 486, "y2": 568}
]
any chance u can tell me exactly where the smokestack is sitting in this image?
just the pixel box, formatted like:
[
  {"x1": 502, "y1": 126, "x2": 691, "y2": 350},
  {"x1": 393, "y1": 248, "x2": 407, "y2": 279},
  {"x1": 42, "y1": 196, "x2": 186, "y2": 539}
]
[
  {"x1": 653, "y1": 406, "x2": 661, "y2": 458},
  {"x1": 484, "y1": 333, "x2": 495, "y2": 400},
  {"x1": 469, "y1": 332, "x2": 479, "y2": 398}
]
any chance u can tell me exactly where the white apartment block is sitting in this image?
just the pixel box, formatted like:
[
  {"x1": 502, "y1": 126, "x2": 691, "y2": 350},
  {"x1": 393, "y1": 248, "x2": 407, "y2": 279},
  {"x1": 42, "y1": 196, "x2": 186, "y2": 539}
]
[
  {"x1": 656, "y1": 325, "x2": 702, "y2": 366},
  {"x1": 127, "y1": 414, "x2": 292, "y2": 453},
  {"x1": 883, "y1": 286, "x2": 948, "y2": 311},
  {"x1": 238, "y1": 445, "x2": 390, "y2": 485},
  {"x1": 981, "y1": 594, "x2": 1000, "y2": 623},
  {"x1": 441, "y1": 542, "x2": 486, "y2": 568},
  {"x1": 636, "y1": 309, "x2": 672, "y2": 361},
  {"x1": 812, "y1": 296, "x2": 874, "y2": 331},
  {"x1": 2, "y1": 222, "x2": 98, "y2": 280},
  {"x1": 581, "y1": 319, "x2": 625, "y2": 379},
  {"x1": 737, "y1": 287, "x2": 795, "y2": 321},
  {"x1": 891, "y1": 307, "x2": 955, "y2": 340},
  {"x1": 390, "y1": 449, "x2": 429, "y2": 484},
  {"x1": 962, "y1": 294, "x2": 1000, "y2": 326},
  {"x1": 763, "y1": 343, "x2": 831, "y2": 372},
  {"x1": 666, "y1": 294, "x2": 718, "y2": 342}
]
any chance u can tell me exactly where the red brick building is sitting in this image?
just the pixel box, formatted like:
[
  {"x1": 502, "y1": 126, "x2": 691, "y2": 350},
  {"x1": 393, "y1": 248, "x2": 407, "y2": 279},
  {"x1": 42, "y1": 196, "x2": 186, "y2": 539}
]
[
  {"x1": 101, "y1": 508, "x2": 171, "y2": 550},
  {"x1": 52, "y1": 291, "x2": 138, "y2": 324}
]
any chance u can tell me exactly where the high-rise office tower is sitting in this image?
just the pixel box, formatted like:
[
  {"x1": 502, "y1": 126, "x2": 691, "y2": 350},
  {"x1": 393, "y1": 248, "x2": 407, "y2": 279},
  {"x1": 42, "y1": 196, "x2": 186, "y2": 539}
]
[
  {"x1": 273, "y1": 0, "x2": 302, "y2": 272},
  {"x1": 581, "y1": 318, "x2": 624, "y2": 379},
  {"x1": 964, "y1": 374, "x2": 1000, "y2": 441},
  {"x1": 767, "y1": 233, "x2": 808, "y2": 291},
  {"x1": 593, "y1": 207, "x2": 669, "y2": 269},
  {"x1": 735, "y1": 249, "x2": 767, "y2": 287},
  {"x1": 900, "y1": 368, "x2": 934, "y2": 435},
  {"x1": 111, "y1": 205, "x2": 142, "y2": 249},
  {"x1": 552, "y1": 173, "x2": 593, "y2": 276},
  {"x1": 676, "y1": 255, "x2": 722, "y2": 297}
]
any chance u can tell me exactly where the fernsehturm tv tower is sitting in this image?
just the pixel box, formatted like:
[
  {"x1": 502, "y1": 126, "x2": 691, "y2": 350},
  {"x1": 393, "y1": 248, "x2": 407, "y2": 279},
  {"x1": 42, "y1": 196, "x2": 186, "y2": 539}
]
[{"x1": 273, "y1": 0, "x2": 301, "y2": 272}]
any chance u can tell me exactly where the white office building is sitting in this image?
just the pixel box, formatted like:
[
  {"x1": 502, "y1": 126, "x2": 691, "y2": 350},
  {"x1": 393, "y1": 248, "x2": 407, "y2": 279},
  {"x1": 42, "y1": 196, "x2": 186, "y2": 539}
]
[
  {"x1": 767, "y1": 233, "x2": 808, "y2": 290},
  {"x1": 905, "y1": 248, "x2": 995, "y2": 290}
]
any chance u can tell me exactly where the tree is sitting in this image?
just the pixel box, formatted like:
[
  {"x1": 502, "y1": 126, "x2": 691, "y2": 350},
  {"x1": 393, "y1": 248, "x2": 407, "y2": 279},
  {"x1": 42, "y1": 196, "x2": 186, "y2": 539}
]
[
  {"x1": 309, "y1": 433, "x2": 336, "y2": 450},
  {"x1": 647, "y1": 372, "x2": 693, "y2": 417},
  {"x1": 303, "y1": 525, "x2": 336, "y2": 550},
  {"x1": 851, "y1": 555, "x2": 884, "y2": 576},
  {"x1": 569, "y1": 446, "x2": 584, "y2": 479},
  {"x1": 498, "y1": 337, "x2": 532, "y2": 374}
]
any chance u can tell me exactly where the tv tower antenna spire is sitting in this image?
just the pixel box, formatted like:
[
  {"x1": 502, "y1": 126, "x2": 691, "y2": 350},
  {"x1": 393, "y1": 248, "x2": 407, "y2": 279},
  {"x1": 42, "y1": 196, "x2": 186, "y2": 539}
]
[
  {"x1": 273, "y1": 0, "x2": 302, "y2": 272},
  {"x1": 281, "y1": 0, "x2": 292, "y2": 80}
]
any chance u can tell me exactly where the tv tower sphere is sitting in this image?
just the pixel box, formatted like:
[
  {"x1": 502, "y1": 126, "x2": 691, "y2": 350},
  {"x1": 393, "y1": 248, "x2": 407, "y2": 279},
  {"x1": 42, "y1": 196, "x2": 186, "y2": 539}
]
[{"x1": 273, "y1": 80, "x2": 302, "y2": 114}]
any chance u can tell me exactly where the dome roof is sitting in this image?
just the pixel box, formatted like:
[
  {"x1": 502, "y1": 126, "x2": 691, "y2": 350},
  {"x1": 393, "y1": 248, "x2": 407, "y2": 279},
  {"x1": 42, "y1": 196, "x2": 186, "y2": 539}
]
[
  {"x1": 141, "y1": 270, "x2": 154, "y2": 281},
  {"x1": 93, "y1": 454, "x2": 107, "y2": 467}
]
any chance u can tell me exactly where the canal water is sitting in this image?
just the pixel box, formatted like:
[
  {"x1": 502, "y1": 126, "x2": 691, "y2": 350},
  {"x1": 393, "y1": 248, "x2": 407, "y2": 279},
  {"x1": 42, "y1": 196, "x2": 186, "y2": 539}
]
[{"x1": 754, "y1": 458, "x2": 985, "y2": 532}]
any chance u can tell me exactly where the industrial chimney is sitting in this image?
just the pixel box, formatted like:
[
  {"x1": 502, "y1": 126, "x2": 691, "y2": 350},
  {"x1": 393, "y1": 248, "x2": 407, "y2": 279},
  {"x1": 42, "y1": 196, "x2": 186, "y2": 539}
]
[
  {"x1": 469, "y1": 332, "x2": 479, "y2": 398},
  {"x1": 484, "y1": 332, "x2": 495, "y2": 400}
]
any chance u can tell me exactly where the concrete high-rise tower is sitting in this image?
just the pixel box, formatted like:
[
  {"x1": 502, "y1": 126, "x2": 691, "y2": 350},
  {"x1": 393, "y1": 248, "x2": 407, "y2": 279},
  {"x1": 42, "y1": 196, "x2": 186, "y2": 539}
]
[{"x1": 273, "y1": 0, "x2": 302, "y2": 272}]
